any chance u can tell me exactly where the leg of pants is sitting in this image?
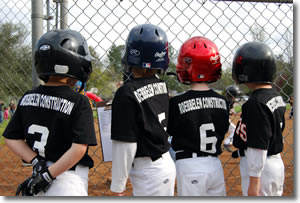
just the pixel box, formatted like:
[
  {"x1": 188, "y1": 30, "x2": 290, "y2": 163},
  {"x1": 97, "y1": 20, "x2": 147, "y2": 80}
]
[
  {"x1": 36, "y1": 165, "x2": 89, "y2": 196},
  {"x1": 129, "y1": 152, "x2": 176, "y2": 196},
  {"x1": 176, "y1": 156, "x2": 226, "y2": 196},
  {"x1": 240, "y1": 154, "x2": 284, "y2": 196}
]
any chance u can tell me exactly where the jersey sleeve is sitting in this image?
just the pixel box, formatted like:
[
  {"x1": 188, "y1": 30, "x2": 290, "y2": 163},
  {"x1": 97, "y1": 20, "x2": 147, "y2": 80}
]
[
  {"x1": 243, "y1": 100, "x2": 273, "y2": 150},
  {"x1": 71, "y1": 96, "x2": 97, "y2": 146},
  {"x1": 111, "y1": 87, "x2": 139, "y2": 142}
]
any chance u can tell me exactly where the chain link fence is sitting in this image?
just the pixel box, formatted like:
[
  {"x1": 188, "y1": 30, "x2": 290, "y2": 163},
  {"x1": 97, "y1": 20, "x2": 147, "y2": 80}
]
[{"x1": 0, "y1": 0, "x2": 293, "y2": 196}]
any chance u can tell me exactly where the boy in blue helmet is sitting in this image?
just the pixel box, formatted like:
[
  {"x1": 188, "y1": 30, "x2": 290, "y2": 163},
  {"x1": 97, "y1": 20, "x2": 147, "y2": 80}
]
[{"x1": 110, "y1": 24, "x2": 176, "y2": 196}]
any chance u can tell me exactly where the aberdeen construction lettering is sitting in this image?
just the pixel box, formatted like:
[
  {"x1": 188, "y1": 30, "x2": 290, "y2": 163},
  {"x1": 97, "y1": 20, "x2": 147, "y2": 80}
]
[
  {"x1": 178, "y1": 97, "x2": 227, "y2": 114},
  {"x1": 20, "y1": 93, "x2": 75, "y2": 115},
  {"x1": 134, "y1": 82, "x2": 168, "y2": 103}
]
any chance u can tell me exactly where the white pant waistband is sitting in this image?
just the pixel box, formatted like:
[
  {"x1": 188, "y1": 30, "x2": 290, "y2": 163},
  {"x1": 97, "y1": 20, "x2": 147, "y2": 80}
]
[{"x1": 132, "y1": 152, "x2": 171, "y2": 170}]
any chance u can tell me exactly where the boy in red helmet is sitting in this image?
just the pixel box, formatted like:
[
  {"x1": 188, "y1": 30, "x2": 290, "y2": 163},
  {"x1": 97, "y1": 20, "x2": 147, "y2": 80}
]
[{"x1": 167, "y1": 36, "x2": 229, "y2": 196}]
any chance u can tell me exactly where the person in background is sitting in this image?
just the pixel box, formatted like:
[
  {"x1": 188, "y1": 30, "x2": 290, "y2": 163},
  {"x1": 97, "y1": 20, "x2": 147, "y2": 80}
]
[
  {"x1": 0, "y1": 100, "x2": 4, "y2": 123},
  {"x1": 9, "y1": 99, "x2": 16, "y2": 117},
  {"x1": 223, "y1": 85, "x2": 242, "y2": 152},
  {"x1": 288, "y1": 96, "x2": 293, "y2": 119},
  {"x1": 4, "y1": 106, "x2": 9, "y2": 120}
]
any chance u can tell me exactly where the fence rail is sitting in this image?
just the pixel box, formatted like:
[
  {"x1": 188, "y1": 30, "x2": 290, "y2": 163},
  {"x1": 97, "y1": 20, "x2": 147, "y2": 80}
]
[{"x1": 0, "y1": 0, "x2": 294, "y2": 196}]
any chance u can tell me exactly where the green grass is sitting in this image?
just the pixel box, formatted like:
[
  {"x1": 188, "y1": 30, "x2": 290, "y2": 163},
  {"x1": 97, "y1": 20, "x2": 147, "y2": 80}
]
[
  {"x1": 0, "y1": 119, "x2": 9, "y2": 144},
  {"x1": 234, "y1": 105, "x2": 242, "y2": 113},
  {"x1": 233, "y1": 102, "x2": 291, "y2": 113}
]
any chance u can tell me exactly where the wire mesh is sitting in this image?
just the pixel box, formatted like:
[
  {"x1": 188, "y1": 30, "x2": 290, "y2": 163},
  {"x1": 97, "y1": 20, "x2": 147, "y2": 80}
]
[{"x1": 0, "y1": 0, "x2": 293, "y2": 196}]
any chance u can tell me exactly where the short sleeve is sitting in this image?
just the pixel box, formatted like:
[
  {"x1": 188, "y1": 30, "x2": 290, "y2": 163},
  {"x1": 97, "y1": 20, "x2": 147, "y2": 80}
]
[
  {"x1": 243, "y1": 100, "x2": 272, "y2": 150},
  {"x1": 71, "y1": 96, "x2": 97, "y2": 145},
  {"x1": 111, "y1": 87, "x2": 139, "y2": 142}
]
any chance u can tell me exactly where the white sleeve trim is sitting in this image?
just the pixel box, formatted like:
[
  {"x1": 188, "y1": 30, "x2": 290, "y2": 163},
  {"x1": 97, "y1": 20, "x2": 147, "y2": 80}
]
[
  {"x1": 246, "y1": 147, "x2": 267, "y2": 177},
  {"x1": 110, "y1": 140, "x2": 137, "y2": 193}
]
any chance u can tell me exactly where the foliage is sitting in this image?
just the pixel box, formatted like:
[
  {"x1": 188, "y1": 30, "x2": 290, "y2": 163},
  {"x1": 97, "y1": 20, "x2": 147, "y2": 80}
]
[
  {"x1": 86, "y1": 46, "x2": 119, "y2": 100},
  {"x1": 107, "y1": 44, "x2": 124, "y2": 75},
  {"x1": 0, "y1": 23, "x2": 32, "y2": 102}
]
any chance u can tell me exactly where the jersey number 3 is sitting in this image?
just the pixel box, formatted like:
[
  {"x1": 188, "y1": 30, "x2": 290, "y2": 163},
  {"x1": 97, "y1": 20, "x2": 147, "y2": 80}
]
[
  {"x1": 28, "y1": 124, "x2": 49, "y2": 157},
  {"x1": 199, "y1": 123, "x2": 217, "y2": 153}
]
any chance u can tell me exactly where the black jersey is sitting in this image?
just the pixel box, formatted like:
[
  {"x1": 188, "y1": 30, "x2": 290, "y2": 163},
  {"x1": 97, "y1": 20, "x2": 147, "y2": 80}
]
[
  {"x1": 3, "y1": 85, "x2": 97, "y2": 168},
  {"x1": 168, "y1": 90, "x2": 230, "y2": 156},
  {"x1": 111, "y1": 76, "x2": 170, "y2": 161},
  {"x1": 233, "y1": 88, "x2": 286, "y2": 156}
]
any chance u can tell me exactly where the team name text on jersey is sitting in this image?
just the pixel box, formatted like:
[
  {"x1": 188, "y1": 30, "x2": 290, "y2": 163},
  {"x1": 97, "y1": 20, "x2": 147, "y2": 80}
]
[
  {"x1": 20, "y1": 93, "x2": 75, "y2": 115},
  {"x1": 178, "y1": 97, "x2": 227, "y2": 114},
  {"x1": 266, "y1": 96, "x2": 286, "y2": 113},
  {"x1": 134, "y1": 82, "x2": 168, "y2": 103}
]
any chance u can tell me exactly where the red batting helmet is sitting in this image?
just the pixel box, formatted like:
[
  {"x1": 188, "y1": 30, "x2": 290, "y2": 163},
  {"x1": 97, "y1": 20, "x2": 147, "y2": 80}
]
[{"x1": 176, "y1": 36, "x2": 222, "y2": 84}]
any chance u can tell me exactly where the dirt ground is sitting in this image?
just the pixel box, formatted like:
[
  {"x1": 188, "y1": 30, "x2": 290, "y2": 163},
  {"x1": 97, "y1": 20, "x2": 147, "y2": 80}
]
[{"x1": 0, "y1": 111, "x2": 294, "y2": 196}]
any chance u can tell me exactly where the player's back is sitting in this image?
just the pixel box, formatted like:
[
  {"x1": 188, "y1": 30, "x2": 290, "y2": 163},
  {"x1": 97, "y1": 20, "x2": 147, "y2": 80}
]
[
  {"x1": 4, "y1": 85, "x2": 96, "y2": 167},
  {"x1": 168, "y1": 89, "x2": 229, "y2": 156},
  {"x1": 233, "y1": 88, "x2": 285, "y2": 156},
  {"x1": 111, "y1": 76, "x2": 170, "y2": 161}
]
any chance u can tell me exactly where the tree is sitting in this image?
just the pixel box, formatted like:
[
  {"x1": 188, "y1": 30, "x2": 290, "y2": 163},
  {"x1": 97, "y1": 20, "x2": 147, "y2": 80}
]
[
  {"x1": 0, "y1": 23, "x2": 31, "y2": 101},
  {"x1": 249, "y1": 24, "x2": 266, "y2": 42},
  {"x1": 107, "y1": 44, "x2": 124, "y2": 74},
  {"x1": 86, "y1": 46, "x2": 118, "y2": 100}
]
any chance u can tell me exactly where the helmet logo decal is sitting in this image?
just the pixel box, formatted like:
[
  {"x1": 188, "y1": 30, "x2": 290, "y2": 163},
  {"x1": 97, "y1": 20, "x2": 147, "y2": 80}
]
[
  {"x1": 40, "y1": 44, "x2": 50, "y2": 51},
  {"x1": 210, "y1": 54, "x2": 220, "y2": 64},
  {"x1": 129, "y1": 49, "x2": 140, "y2": 56},
  {"x1": 183, "y1": 57, "x2": 192, "y2": 64},
  {"x1": 154, "y1": 51, "x2": 166, "y2": 62},
  {"x1": 142, "y1": 63, "x2": 151, "y2": 68},
  {"x1": 236, "y1": 56, "x2": 243, "y2": 64},
  {"x1": 238, "y1": 74, "x2": 248, "y2": 82},
  {"x1": 54, "y1": 65, "x2": 69, "y2": 74},
  {"x1": 198, "y1": 74, "x2": 205, "y2": 79}
]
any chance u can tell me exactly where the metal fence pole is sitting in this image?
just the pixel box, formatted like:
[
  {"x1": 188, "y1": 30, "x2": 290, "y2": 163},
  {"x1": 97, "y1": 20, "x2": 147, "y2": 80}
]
[
  {"x1": 31, "y1": 0, "x2": 44, "y2": 88},
  {"x1": 60, "y1": 0, "x2": 68, "y2": 29}
]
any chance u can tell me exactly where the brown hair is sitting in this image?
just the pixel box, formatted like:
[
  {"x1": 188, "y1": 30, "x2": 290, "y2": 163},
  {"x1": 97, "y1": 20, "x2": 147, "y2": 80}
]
[{"x1": 131, "y1": 67, "x2": 159, "y2": 78}]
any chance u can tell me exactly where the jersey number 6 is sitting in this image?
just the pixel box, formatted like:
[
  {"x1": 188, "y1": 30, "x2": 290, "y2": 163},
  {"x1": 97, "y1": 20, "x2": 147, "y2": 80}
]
[{"x1": 199, "y1": 123, "x2": 217, "y2": 153}]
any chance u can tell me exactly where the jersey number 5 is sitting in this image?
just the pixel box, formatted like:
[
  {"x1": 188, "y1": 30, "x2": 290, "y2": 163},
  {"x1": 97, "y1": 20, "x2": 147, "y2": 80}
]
[
  {"x1": 199, "y1": 123, "x2": 217, "y2": 153},
  {"x1": 28, "y1": 124, "x2": 49, "y2": 157}
]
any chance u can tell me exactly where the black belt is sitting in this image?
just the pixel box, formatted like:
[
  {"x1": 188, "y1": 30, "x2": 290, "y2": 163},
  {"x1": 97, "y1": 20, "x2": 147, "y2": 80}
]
[{"x1": 175, "y1": 151, "x2": 217, "y2": 161}]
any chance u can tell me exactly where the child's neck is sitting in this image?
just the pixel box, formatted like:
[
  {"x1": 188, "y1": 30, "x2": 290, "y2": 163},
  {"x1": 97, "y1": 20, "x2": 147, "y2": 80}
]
[
  {"x1": 246, "y1": 83, "x2": 272, "y2": 90},
  {"x1": 45, "y1": 77, "x2": 76, "y2": 87},
  {"x1": 191, "y1": 82, "x2": 210, "y2": 91}
]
